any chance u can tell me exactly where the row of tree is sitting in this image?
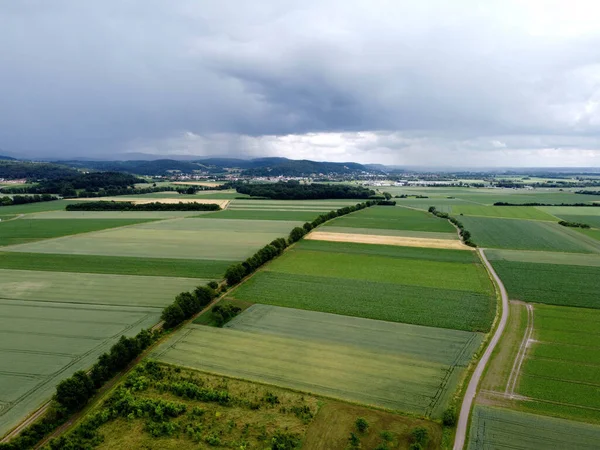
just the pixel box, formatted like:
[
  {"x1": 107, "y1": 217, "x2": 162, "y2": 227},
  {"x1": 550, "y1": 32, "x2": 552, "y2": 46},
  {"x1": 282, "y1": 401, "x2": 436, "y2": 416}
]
[
  {"x1": 235, "y1": 180, "x2": 376, "y2": 200},
  {"x1": 0, "y1": 194, "x2": 58, "y2": 207},
  {"x1": 224, "y1": 201, "x2": 378, "y2": 286},
  {"x1": 428, "y1": 206, "x2": 477, "y2": 247},
  {"x1": 558, "y1": 220, "x2": 591, "y2": 229},
  {"x1": 66, "y1": 201, "x2": 221, "y2": 211},
  {"x1": 494, "y1": 201, "x2": 600, "y2": 207},
  {"x1": 161, "y1": 283, "x2": 219, "y2": 328}
]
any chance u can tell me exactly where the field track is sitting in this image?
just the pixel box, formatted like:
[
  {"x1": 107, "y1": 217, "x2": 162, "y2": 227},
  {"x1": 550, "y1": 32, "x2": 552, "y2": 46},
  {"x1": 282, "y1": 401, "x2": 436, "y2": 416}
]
[
  {"x1": 454, "y1": 248, "x2": 508, "y2": 450},
  {"x1": 506, "y1": 304, "x2": 534, "y2": 397},
  {"x1": 306, "y1": 231, "x2": 471, "y2": 250}
]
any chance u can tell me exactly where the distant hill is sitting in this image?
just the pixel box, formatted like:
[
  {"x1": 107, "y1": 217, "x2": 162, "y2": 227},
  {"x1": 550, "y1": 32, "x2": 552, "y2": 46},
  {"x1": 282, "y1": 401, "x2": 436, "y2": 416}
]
[
  {"x1": 240, "y1": 158, "x2": 376, "y2": 177},
  {"x1": 56, "y1": 159, "x2": 210, "y2": 176},
  {"x1": 0, "y1": 160, "x2": 79, "y2": 180},
  {"x1": 0, "y1": 155, "x2": 17, "y2": 161}
]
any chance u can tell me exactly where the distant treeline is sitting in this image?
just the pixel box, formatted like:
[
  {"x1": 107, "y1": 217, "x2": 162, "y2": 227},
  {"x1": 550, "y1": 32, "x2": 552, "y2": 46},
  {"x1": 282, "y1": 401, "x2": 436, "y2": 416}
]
[
  {"x1": 558, "y1": 220, "x2": 591, "y2": 229},
  {"x1": 428, "y1": 206, "x2": 476, "y2": 247},
  {"x1": 494, "y1": 202, "x2": 600, "y2": 207},
  {"x1": 0, "y1": 160, "x2": 78, "y2": 180},
  {"x1": 575, "y1": 190, "x2": 600, "y2": 195},
  {"x1": 66, "y1": 201, "x2": 221, "y2": 211},
  {"x1": 235, "y1": 181, "x2": 375, "y2": 200},
  {"x1": 0, "y1": 194, "x2": 58, "y2": 207}
]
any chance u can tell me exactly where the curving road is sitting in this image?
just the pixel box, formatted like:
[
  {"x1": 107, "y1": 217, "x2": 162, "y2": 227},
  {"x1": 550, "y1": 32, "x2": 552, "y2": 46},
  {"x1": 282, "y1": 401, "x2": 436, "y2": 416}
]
[{"x1": 453, "y1": 248, "x2": 509, "y2": 450}]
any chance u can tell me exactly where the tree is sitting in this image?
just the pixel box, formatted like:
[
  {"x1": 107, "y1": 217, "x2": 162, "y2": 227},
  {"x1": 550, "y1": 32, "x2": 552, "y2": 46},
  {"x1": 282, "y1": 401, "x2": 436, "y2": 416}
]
[
  {"x1": 355, "y1": 417, "x2": 369, "y2": 433},
  {"x1": 443, "y1": 407, "x2": 456, "y2": 426},
  {"x1": 288, "y1": 227, "x2": 306, "y2": 244},
  {"x1": 161, "y1": 303, "x2": 186, "y2": 328},
  {"x1": 194, "y1": 285, "x2": 216, "y2": 307},
  {"x1": 410, "y1": 427, "x2": 429, "y2": 446},
  {"x1": 383, "y1": 192, "x2": 392, "y2": 200},
  {"x1": 55, "y1": 371, "x2": 95, "y2": 411},
  {"x1": 174, "y1": 291, "x2": 200, "y2": 317},
  {"x1": 224, "y1": 264, "x2": 246, "y2": 286}
]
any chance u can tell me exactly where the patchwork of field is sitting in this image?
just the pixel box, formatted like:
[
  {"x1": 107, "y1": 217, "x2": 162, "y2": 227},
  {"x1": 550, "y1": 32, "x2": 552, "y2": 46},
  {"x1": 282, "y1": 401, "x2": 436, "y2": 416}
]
[
  {"x1": 1, "y1": 218, "x2": 301, "y2": 260},
  {"x1": 228, "y1": 199, "x2": 360, "y2": 211},
  {"x1": 0, "y1": 218, "x2": 152, "y2": 246},
  {"x1": 555, "y1": 214, "x2": 600, "y2": 228},
  {"x1": 71, "y1": 197, "x2": 230, "y2": 208},
  {"x1": 460, "y1": 216, "x2": 600, "y2": 253},
  {"x1": 153, "y1": 305, "x2": 483, "y2": 417},
  {"x1": 450, "y1": 205, "x2": 557, "y2": 220},
  {"x1": 230, "y1": 241, "x2": 495, "y2": 331},
  {"x1": 539, "y1": 206, "x2": 600, "y2": 216},
  {"x1": 26, "y1": 210, "x2": 203, "y2": 219},
  {"x1": 468, "y1": 406, "x2": 600, "y2": 450},
  {"x1": 0, "y1": 298, "x2": 161, "y2": 437},
  {"x1": 486, "y1": 248, "x2": 600, "y2": 266},
  {"x1": 306, "y1": 230, "x2": 470, "y2": 250},
  {"x1": 489, "y1": 260, "x2": 600, "y2": 308},
  {"x1": 324, "y1": 205, "x2": 456, "y2": 233},
  {"x1": 0, "y1": 269, "x2": 203, "y2": 308},
  {"x1": 199, "y1": 209, "x2": 321, "y2": 221}
]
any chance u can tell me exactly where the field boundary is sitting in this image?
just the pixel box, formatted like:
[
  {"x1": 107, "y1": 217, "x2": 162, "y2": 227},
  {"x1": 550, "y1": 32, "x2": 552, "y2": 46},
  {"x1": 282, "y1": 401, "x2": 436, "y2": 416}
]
[{"x1": 505, "y1": 304, "x2": 534, "y2": 397}]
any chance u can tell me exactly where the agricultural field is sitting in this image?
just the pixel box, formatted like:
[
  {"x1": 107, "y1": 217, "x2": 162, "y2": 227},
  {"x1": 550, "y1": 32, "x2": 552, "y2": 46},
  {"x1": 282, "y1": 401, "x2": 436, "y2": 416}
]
[
  {"x1": 489, "y1": 260, "x2": 600, "y2": 308},
  {"x1": 321, "y1": 225, "x2": 458, "y2": 240},
  {"x1": 324, "y1": 205, "x2": 456, "y2": 233},
  {"x1": 555, "y1": 214, "x2": 600, "y2": 228},
  {"x1": 485, "y1": 248, "x2": 600, "y2": 266},
  {"x1": 26, "y1": 210, "x2": 203, "y2": 219},
  {"x1": 200, "y1": 209, "x2": 321, "y2": 221},
  {"x1": 459, "y1": 216, "x2": 600, "y2": 253},
  {"x1": 229, "y1": 242, "x2": 495, "y2": 331},
  {"x1": 1, "y1": 218, "x2": 302, "y2": 260},
  {"x1": 153, "y1": 305, "x2": 483, "y2": 417},
  {"x1": 578, "y1": 227, "x2": 600, "y2": 241},
  {"x1": 450, "y1": 205, "x2": 557, "y2": 220},
  {"x1": 0, "y1": 199, "x2": 78, "y2": 214},
  {"x1": 0, "y1": 218, "x2": 152, "y2": 246},
  {"x1": 0, "y1": 299, "x2": 161, "y2": 437},
  {"x1": 57, "y1": 361, "x2": 441, "y2": 450},
  {"x1": 227, "y1": 198, "x2": 360, "y2": 211},
  {"x1": 468, "y1": 406, "x2": 600, "y2": 450}
]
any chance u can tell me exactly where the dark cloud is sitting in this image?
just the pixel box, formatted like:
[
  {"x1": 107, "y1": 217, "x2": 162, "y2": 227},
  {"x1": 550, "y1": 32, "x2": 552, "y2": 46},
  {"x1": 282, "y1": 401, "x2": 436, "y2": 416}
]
[{"x1": 0, "y1": 0, "x2": 599, "y2": 165}]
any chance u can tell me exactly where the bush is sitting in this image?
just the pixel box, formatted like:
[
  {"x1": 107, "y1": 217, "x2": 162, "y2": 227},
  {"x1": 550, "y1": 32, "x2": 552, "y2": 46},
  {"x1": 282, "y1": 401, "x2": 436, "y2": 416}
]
[
  {"x1": 207, "y1": 281, "x2": 219, "y2": 289},
  {"x1": 225, "y1": 264, "x2": 246, "y2": 286},
  {"x1": 55, "y1": 371, "x2": 95, "y2": 412},
  {"x1": 211, "y1": 303, "x2": 242, "y2": 326},
  {"x1": 410, "y1": 426, "x2": 429, "y2": 446},
  {"x1": 443, "y1": 406, "x2": 457, "y2": 426},
  {"x1": 355, "y1": 417, "x2": 369, "y2": 433}
]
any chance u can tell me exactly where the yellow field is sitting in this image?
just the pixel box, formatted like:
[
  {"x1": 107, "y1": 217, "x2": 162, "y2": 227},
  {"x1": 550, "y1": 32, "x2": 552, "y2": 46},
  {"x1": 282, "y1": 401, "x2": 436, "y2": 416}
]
[{"x1": 306, "y1": 231, "x2": 472, "y2": 250}]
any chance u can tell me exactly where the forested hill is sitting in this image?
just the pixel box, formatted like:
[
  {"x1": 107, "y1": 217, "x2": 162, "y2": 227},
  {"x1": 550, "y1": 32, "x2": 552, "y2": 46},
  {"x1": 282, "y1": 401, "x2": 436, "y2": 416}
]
[
  {"x1": 0, "y1": 160, "x2": 79, "y2": 180},
  {"x1": 235, "y1": 181, "x2": 376, "y2": 200},
  {"x1": 240, "y1": 158, "x2": 373, "y2": 177},
  {"x1": 56, "y1": 159, "x2": 211, "y2": 176},
  {"x1": 0, "y1": 155, "x2": 16, "y2": 161}
]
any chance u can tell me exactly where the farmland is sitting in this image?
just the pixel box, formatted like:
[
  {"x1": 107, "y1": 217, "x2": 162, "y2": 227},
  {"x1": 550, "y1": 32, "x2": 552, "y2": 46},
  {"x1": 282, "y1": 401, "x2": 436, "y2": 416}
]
[
  {"x1": 468, "y1": 406, "x2": 600, "y2": 450},
  {"x1": 459, "y1": 216, "x2": 600, "y2": 253},
  {"x1": 1, "y1": 218, "x2": 302, "y2": 260},
  {"x1": 153, "y1": 305, "x2": 483, "y2": 417},
  {"x1": 449, "y1": 205, "x2": 557, "y2": 220},
  {"x1": 199, "y1": 209, "x2": 321, "y2": 221},
  {"x1": 0, "y1": 218, "x2": 153, "y2": 246},
  {"x1": 322, "y1": 225, "x2": 458, "y2": 240}
]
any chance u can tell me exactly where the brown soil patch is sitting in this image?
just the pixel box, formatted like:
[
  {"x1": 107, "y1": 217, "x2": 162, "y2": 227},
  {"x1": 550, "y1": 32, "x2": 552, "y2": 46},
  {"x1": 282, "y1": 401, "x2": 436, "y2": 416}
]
[
  {"x1": 304, "y1": 401, "x2": 441, "y2": 450},
  {"x1": 306, "y1": 231, "x2": 473, "y2": 250}
]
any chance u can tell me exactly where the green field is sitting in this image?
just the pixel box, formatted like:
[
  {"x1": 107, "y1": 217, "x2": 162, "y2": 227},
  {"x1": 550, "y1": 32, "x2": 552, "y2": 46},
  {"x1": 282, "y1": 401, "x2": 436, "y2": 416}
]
[
  {"x1": 26, "y1": 210, "x2": 203, "y2": 219},
  {"x1": 485, "y1": 248, "x2": 600, "y2": 266},
  {"x1": 0, "y1": 199, "x2": 78, "y2": 214},
  {"x1": 0, "y1": 218, "x2": 153, "y2": 246},
  {"x1": 578, "y1": 228, "x2": 600, "y2": 241},
  {"x1": 0, "y1": 252, "x2": 232, "y2": 278},
  {"x1": 199, "y1": 209, "x2": 321, "y2": 221},
  {"x1": 513, "y1": 305, "x2": 600, "y2": 422},
  {"x1": 1, "y1": 218, "x2": 301, "y2": 260},
  {"x1": 153, "y1": 305, "x2": 483, "y2": 417},
  {"x1": 0, "y1": 299, "x2": 161, "y2": 437},
  {"x1": 468, "y1": 406, "x2": 600, "y2": 450},
  {"x1": 228, "y1": 199, "x2": 360, "y2": 211},
  {"x1": 450, "y1": 205, "x2": 557, "y2": 220},
  {"x1": 539, "y1": 206, "x2": 600, "y2": 216},
  {"x1": 321, "y1": 225, "x2": 457, "y2": 239},
  {"x1": 460, "y1": 216, "x2": 600, "y2": 253},
  {"x1": 0, "y1": 269, "x2": 203, "y2": 308},
  {"x1": 324, "y1": 206, "x2": 455, "y2": 232},
  {"x1": 490, "y1": 260, "x2": 600, "y2": 308},
  {"x1": 557, "y1": 214, "x2": 600, "y2": 228}
]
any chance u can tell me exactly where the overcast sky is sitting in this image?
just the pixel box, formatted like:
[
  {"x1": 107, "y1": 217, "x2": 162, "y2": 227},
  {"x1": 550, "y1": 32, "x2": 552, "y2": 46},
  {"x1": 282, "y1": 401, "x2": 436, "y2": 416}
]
[{"x1": 1, "y1": 0, "x2": 599, "y2": 167}]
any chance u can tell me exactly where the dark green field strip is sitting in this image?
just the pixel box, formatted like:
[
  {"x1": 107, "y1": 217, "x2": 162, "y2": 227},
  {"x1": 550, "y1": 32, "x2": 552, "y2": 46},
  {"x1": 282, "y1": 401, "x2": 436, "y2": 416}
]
[
  {"x1": 557, "y1": 215, "x2": 600, "y2": 228},
  {"x1": 491, "y1": 260, "x2": 600, "y2": 308},
  {"x1": 0, "y1": 218, "x2": 156, "y2": 246},
  {"x1": 519, "y1": 375, "x2": 600, "y2": 410},
  {"x1": 0, "y1": 252, "x2": 232, "y2": 278},
  {"x1": 324, "y1": 205, "x2": 455, "y2": 233},
  {"x1": 521, "y1": 357, "x2": 600, "y2": 386},
  {"x1": 196, "y1": 209, "x2": 321, "y2": 221},
  {"x1": 296, "y1": 239, "x2": 479, "y2": 263},
  {"x1": 531, "y1": 343, "x2": 600, "y2": 366},
  {"x1": 0, "y1": 199, "x2": 78, "y2": 215},
  {"x1": 577, "y1": 228, "x2": 600, "y2": 242},
  {"x1": 231, "y1": 272, "x2": 495, "y2": 332},
  {"x1": 460, "y1": 216, "x2": 600, "y2": 253},
  {"x1": 467, "y1": 406, "x2": 600, "y2": 450}
]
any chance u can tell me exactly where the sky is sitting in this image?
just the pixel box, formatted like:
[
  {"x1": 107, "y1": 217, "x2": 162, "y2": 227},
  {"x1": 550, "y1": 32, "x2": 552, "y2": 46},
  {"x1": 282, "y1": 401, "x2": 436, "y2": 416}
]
[{"x1": 1, "y1": 0, "x2": 599, "y2": 167}]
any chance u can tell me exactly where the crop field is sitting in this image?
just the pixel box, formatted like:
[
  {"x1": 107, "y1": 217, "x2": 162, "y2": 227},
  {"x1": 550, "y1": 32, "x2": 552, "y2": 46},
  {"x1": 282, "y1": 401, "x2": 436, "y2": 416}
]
[
  {"x1": 0, "y1": 269, "x2": 203, "y2": 308},
  {"x1": 556, "y1": 214, "x2": 600, "y2": 228},
  {"x1": 489, "y1": 260, "x2": 600, "y2": 308},
  {"x1": 578, "y1": 228, "x2": 600, "y2": 241},
  {"x1": 228, "y1": 199, "x2": 360, "y2": 211},
  {"x1": 450, "y1": 205, "x2": 557, "y2": 220},
  {"x1": 459, "y1": 216, "x2": 600, "y2": 253},
  {"x1": 485, "y1": 248, "x2": 600, "y2": 266},
  {"x1": 512, "y1": 305, "x2": 600, "y2": 423},
  {"x1": 0, "y1": 218, "x2": 152, "y2": 246},
  {"x1": 153, "y1": 305, "x2": 483, "y2": 417},
  {"x1": 199, "y1": 209, "x2": 321, "y2": 221},
  {"x1": 0, "y1": 199, "x2": 78, "y2": 214},
  {"x1": 27, "y1": 210, "x2": 203, "y2": 219},
  {"x1": 0, "y1": 252, "x2": 232, "y2": 278},
  {"x1": 539, "y1": 206, "x2": 600, "y2": 216},
  {"x1": 468, "y1": 406, "x2": 600, "y2": 450},
  {"x1": 0, "y1": 298, "x2": 161, "y2": 437},
  {"x1": 305, "y1": 231, "x2": 470, "y2": 250},
  {"x1": 1, "y1": 218, "x2": 301, "y2": 260},
  {"x1": 321, "y1": 225, "x2": 457, "y2": 239},
  {"x1": 324, "y1": 205, "x2": 456, "y2": 232}
]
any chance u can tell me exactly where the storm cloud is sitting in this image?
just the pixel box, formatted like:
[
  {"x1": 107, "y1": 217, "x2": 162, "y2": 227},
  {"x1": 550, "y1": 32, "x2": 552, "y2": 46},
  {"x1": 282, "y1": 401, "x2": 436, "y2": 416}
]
[{"x1": 1, "y1": 0, "x2": 599, "y2": 166}]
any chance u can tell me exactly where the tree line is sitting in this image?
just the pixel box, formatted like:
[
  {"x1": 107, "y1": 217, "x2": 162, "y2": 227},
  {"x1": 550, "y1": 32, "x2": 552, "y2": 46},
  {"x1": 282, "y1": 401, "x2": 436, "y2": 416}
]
[
  {"x1": 65, "y1": 201, "x2": 222, "y2": 211},
  {"x1": 428, "y1": 206, "x2": 477, "y2": 247},
  {"x1": 234, "y1": 180, "x2": 376, "y2": 200},
  {"x1": 558, "y1": 220, "x2": 591, "y2": 229},
  {"x1": 494, "y1": 201, "x2": 600, "y2": 207},
  {"x1": 0, "y1": 194, "x2": 58, "y2": 207}
]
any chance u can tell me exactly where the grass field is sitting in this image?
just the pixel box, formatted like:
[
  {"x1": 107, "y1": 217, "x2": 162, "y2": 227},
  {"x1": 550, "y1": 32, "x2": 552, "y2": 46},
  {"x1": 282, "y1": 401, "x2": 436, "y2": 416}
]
[
  {"x1": 27, "y1": 210, "x2": 203, "y2": 219},
  {"x1": 154, "y1": 305, "x2": 483, "y2": 417},
  {"x1": 539, "y1": 206, "x2": 600, "y2": 216},
  {"x1": 485, "y1": 248, "x2": 600, "y2": 266},
  {"x1": 199, "y1": 209, "x2": 321, "y2": 221},
  {"x1": 0, "y1": 200, "x2": 78, "y2": 214},
  {"x1": 468, "y1": 406, "x2": 600, "y2": 450},
  {"x1": 63, "y1": 362, "x2": 441, "y2": 450},
  {"x1": 324, "y1": 206, "x2": 455, "y2": 232},
  {"x1": 2, "y1": 218, "x2": 302, "y2": 260},
  {"x1": 0, "y1": 269, "x2": 203, "y2": 308},
  {"x1": 0, "y1": 218, "x2": 153, "y2": 246},
  {"x1": 577, "y1": 228, "x2": 600, "y2": 241},
  {"x1": 459, "y1": 216, "x2": 600, "y2": 253},
  {"x1": 554, "y1": 214, "x2": 600, "y2": 228},
  {"x1": 450, "y1": 205, "x2": 557, "y2": 220},
  {"x1": 0, "y1": 299, "x2": 161, "y2": 437},
  {"x1": 490, "y1": 260, "x2": 600, "y2": 308},
  {"x1": 0, "y1": 252, "x2": 232, "y2": 278}
]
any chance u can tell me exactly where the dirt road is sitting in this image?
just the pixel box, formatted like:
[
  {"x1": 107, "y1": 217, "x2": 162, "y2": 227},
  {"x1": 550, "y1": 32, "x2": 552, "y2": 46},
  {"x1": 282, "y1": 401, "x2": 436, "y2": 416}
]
[{"x1": 453, "y1": 248, "x2": 509, "y2": 450}]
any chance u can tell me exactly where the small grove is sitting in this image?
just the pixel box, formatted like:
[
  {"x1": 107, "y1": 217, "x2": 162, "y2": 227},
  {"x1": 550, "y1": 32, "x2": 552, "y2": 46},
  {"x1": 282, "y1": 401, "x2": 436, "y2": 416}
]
[
  {"x1": 428, "y1": 206, "x2": 476, "y2": 247},
  {"x1": 0, "y1": 194, "x2": 58, "y2": 207},
  {"x1": 1, "y1": 199, "x2": 377, "y2": 449},
  {"x1": 558, "y1": 220, "x2": 591, "y2": 229},
  {"x1": 65, "y1": 201, "x2": 221, "y2": 211}
]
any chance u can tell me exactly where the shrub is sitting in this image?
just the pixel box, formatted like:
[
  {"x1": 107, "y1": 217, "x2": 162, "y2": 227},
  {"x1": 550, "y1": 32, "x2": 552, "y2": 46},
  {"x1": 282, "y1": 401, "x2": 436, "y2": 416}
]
[
  {"x1": 443, "y1": 406, "x2": 457, "y2": 426},
  {"x1": 355, "y1": 417, "x2": 369, "y2": 433},
  {"x1": 411, "y1": 426, "x2": 429, "y2": 446},
  {"x1": 225, "y1": 263, "x2": 246, "y2": 286}
]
